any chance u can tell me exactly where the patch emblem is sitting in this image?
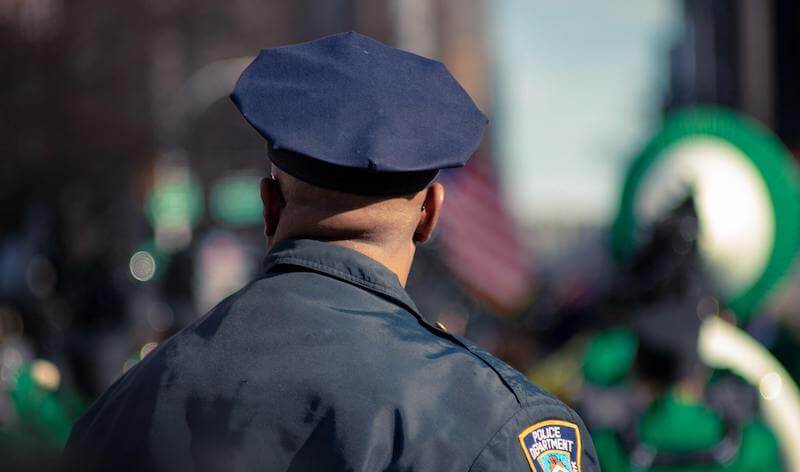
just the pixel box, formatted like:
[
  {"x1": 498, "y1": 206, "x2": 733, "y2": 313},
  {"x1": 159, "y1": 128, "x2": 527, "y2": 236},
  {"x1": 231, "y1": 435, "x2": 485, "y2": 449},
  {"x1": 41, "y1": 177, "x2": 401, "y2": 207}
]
[{"x1": 518, "y1": 420, "x2": 581, "y2": 472}]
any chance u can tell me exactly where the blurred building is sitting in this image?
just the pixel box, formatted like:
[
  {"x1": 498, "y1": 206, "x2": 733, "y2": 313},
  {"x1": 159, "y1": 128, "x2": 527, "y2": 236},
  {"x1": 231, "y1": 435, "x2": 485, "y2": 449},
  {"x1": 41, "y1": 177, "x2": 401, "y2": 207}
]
[{"x1": 671, "y1": 0, "x2": 800, "y2": 151}]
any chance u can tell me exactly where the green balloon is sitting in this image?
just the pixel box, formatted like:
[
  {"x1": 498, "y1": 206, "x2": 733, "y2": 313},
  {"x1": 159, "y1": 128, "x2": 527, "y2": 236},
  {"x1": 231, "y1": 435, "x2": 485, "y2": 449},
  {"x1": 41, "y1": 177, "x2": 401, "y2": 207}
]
[{"x1": 613, "y1": 107, "x2": 800, "y2": 322}]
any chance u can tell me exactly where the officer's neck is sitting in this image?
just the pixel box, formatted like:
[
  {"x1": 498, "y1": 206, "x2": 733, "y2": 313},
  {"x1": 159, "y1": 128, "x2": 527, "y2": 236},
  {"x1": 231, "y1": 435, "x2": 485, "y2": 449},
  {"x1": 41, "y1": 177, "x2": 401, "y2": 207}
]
[{"x1": 330, "y1": 239, "x2": 416, "y2": 286}]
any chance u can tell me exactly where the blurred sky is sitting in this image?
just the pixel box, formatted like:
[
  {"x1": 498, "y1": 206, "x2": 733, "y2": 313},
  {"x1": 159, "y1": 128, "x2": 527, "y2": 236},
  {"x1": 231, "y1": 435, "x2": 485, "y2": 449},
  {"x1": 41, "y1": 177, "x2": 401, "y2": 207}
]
[{"x1": 490, "y1": 0, "x2": 684, "y2": 225}]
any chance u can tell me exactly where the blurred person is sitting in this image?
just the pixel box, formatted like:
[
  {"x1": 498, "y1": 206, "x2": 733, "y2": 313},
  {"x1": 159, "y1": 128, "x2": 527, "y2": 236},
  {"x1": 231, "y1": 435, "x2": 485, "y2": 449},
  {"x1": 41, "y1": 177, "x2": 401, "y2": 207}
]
[
  {"x1": 578, "y1": 197, "x2": 781, "y2": 471},
  {"x1": 64, "y1": 32, "x2": 598, "y2": 471}
]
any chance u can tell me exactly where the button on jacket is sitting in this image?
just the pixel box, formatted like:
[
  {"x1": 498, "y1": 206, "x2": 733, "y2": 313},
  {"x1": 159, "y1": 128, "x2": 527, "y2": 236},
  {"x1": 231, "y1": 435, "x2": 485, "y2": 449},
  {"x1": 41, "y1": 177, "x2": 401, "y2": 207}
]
[{"x1": 66, "y1": 239, "x2": 598, "y2": 471}]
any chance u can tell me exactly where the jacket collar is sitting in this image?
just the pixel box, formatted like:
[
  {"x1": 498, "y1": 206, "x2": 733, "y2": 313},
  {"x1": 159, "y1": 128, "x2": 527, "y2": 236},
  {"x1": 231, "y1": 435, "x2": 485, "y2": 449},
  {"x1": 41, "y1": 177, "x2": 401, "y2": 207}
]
[{"x1": 263, "y1": 238, "x2": 421, "y2": 316}]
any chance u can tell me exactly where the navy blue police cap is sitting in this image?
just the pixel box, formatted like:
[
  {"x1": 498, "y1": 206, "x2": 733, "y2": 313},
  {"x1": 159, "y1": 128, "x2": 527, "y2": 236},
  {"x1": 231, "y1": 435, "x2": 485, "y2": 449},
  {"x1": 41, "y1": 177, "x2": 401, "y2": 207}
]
[{"x1": 231, "y1": 31, "x2": 488, "y2": 196}]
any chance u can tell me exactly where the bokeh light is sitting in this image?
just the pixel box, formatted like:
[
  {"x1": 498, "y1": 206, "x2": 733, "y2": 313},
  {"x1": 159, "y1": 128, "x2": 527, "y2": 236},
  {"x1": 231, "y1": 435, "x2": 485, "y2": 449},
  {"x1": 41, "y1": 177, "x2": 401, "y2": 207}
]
[
  {"x1": 760, "y1": 371, "x2": 783, "y2": 401},
  {"x1": 139, "y1": 342, "x2": 158, "y2": 359},
  {"x1": 30, "y1": 359, "x2": 60, "y2": 391},
  {"x1": 129, "y1": 250, "x2": 157, "y2": 282}
]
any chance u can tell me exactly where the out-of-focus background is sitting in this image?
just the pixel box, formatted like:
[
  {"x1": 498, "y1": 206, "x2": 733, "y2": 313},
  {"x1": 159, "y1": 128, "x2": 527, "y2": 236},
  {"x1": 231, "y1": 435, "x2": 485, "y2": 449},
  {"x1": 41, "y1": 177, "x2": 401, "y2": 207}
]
[{"x1": 2, "y1": 0, "x2": 800, "y2": 469}]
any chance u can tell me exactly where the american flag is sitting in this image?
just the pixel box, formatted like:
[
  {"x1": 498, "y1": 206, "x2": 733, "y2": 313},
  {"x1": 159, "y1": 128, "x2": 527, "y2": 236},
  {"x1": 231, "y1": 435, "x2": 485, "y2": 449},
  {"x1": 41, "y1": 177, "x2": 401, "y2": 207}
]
[{"x1": 437, "y1": 156, "x2": 534, "y2": 315}]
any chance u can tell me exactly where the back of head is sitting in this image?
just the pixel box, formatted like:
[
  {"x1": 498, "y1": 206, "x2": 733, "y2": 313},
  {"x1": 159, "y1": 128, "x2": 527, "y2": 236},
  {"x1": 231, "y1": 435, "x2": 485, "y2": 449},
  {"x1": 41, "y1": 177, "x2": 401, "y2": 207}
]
[{"x1": 272, "y1": 166, "x2": 425, "y2": 248}]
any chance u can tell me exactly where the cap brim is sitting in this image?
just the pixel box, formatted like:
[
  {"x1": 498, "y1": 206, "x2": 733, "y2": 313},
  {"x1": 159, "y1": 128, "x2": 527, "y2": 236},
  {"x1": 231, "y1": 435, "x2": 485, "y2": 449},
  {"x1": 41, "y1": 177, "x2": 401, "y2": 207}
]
[{"x1": 268, "y1": 144, "x2": 439, "y2": 196}]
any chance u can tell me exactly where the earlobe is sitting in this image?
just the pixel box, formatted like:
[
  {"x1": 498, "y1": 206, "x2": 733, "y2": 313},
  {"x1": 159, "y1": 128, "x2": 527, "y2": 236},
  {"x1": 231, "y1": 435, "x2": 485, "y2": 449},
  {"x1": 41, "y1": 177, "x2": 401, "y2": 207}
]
[
  {"x1": 413, "y1": 183, "x2": 444, "y2": 243},
  {"x1": 261, "y1": 177, "x2": 284, "y2": 237}
]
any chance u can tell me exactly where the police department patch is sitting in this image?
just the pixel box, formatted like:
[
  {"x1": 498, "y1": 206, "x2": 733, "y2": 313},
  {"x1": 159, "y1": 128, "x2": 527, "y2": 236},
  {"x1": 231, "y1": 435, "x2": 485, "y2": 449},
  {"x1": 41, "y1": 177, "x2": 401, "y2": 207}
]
[{"x1": 518, "y1": 420, "x2": 581, "y2": 472}]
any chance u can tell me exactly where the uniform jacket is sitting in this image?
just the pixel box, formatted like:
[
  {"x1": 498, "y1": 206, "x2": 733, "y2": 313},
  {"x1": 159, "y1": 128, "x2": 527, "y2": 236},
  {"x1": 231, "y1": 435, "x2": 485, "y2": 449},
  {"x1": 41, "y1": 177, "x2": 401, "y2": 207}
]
[{"x1": 66, "y1": 238, "x2": 599, "y2": 471}]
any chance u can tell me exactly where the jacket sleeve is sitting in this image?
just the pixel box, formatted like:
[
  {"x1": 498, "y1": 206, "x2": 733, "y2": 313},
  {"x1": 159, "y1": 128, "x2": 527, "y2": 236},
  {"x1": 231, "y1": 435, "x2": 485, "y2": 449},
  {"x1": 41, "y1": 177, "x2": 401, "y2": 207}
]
[{"x1": 468, "y1": 397, "x2": 600, "y2": 472}]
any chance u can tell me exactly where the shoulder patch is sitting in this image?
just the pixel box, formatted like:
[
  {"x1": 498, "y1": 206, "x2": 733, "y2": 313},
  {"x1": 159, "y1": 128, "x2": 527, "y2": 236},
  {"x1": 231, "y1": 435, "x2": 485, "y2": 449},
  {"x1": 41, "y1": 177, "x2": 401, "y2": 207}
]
[{"x1": 518, "y1": 420, "x2": 581, "y2": 472}]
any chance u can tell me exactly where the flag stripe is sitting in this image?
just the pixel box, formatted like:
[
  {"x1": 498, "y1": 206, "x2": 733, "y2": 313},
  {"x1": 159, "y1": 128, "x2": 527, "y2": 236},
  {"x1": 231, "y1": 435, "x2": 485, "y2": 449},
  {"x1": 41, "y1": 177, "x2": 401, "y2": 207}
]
[
  {"x1": 437, "y1": 162, "x2": 533, "y2": 312},
  {"x1": 440, "y1": 193, "x2": 528, "y2": 271},
  {"x1": 441, "y1": 230, "x2": 531, "y2": 300}
]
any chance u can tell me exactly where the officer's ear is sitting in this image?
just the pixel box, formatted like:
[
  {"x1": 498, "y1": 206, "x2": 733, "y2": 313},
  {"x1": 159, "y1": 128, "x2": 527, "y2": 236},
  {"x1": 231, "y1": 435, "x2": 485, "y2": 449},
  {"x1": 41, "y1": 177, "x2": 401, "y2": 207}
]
[
  {"x1": 260, "y1": 176, "x2": 285, "y2": 239},
  {"x1": 413, "y1": 182, "x2": 444, "y2": 243}
]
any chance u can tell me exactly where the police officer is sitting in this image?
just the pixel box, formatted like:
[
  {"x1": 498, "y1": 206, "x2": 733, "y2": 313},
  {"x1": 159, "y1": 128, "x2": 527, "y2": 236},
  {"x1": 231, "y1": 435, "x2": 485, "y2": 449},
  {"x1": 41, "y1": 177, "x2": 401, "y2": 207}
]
[{"x1": 65, "y1": 32, "x2": 599, "y2": 472}]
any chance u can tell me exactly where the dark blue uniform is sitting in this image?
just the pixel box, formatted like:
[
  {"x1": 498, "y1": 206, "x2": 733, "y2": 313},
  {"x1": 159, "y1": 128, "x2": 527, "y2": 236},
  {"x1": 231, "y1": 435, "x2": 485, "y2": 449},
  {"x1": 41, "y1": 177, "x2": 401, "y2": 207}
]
[{"x1": 66, "y1": 239, "x2": 598, "y2": 471}]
